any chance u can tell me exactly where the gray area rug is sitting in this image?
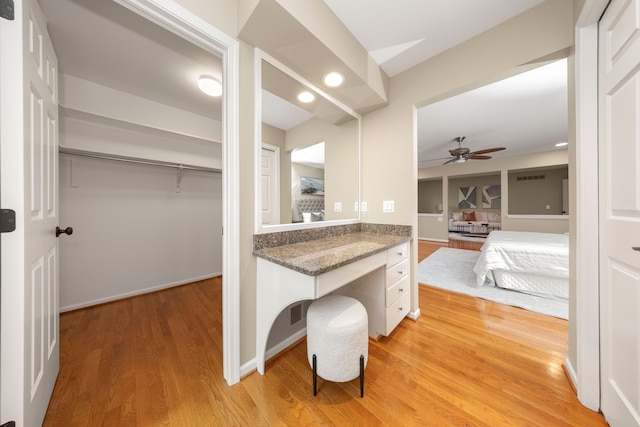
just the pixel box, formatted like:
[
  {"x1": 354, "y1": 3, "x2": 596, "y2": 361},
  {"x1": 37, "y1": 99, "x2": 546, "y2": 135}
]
[{"x1": 418, "y1": 247, "x2": 569, "y2": 320}]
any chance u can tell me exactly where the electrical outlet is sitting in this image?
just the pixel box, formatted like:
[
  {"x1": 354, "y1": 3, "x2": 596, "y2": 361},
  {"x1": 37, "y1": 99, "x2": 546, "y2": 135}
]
[
  {"x1": 334, "y1": 202, "x2": 342, "y2": 212},
  {"x1": 354, "y1": 201, "x2": 359, "y2": 212},
  {"x1": 361, "y1": 201, "x2": 367, "y2": 212}
]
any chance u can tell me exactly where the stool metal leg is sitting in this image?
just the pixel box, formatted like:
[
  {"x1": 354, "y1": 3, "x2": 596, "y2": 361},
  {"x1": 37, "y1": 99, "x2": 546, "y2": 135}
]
[
  {"x1": 312, "y1": 354, "x2": 317, "y2": 396},
  {"x1": 360, "y1": 355, "x2": 364, "y2": 398}
]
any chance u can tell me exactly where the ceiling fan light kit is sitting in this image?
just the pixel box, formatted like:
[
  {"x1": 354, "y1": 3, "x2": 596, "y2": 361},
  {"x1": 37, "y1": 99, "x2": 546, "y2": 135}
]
[{"x1": 440, "y1": 136, "x2": 506, "y2": 165}]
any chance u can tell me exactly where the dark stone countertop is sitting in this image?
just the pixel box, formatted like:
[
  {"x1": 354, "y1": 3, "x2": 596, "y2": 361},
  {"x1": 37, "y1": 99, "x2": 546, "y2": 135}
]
[{"x1": 253, "y1": 232, "x2": 411, "y2": 276}]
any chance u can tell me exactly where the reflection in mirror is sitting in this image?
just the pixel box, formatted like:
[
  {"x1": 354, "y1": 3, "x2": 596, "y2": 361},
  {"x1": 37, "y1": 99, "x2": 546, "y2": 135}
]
[
  {"x1": 418, "y1": 178, "x2": 443, "y2": 214},
  {"x1": 508, "y1": 165, "x2": 568, "y2": 215},
  {"x1": 258, "y1": 56, "x2": 360, "y2": 230}
]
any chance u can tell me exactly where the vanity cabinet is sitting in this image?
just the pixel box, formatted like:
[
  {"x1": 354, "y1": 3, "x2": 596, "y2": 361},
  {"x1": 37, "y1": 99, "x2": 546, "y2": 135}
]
[
  {"x1": 384, "y1": 243, "x2": 411, "y2": 335},
  {"x1": 253, "y1": 229, "x2": 412, "y2": 374},
  {"x1": 334, "y1": 242, "x2": 410, "y2": 338}
]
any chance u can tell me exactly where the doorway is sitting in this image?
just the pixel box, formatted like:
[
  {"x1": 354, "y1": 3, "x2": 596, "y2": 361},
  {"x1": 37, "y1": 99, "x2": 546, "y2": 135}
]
[{"x1": 39, "y1": 0, "x2": 240, "y2": 385}]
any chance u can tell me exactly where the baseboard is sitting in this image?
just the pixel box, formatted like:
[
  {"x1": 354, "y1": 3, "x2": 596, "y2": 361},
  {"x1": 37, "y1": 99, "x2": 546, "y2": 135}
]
[
  {"x1": 418, "y1": 237, "x2": 448, "y2": 243},
  {"x1": 408, "y1": 308, "x2": 421, "y2": 320},
  {"x1": 241, "y1": 328, "x2": 308, "y2": 378},
  {"x1": 59, "y1": 272, "x2": 222, "y2": 312},
  {"x1": 564, "y1": 357, "x2": 578, "y2": 394}
]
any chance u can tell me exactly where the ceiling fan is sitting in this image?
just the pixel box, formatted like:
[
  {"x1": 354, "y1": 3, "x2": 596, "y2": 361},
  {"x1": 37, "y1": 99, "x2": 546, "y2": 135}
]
[{"x1": 437, "y1": 136, "x2": 506, "y2": 165}]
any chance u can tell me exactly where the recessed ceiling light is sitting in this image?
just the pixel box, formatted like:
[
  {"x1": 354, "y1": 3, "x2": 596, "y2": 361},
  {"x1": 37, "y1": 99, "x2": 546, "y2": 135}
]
[
  {"x1": 555, "y1": 142, "x2": 568, "y2": 147},
  {"x1": 297, "y1": 91, "x2": 315, "y2": 103},
  {"x1": 197, "y1": 75, "x2": 222, "y2": 97},
  {"x1": 323, "y1": 72, "x2": 344, "y2": 87}
]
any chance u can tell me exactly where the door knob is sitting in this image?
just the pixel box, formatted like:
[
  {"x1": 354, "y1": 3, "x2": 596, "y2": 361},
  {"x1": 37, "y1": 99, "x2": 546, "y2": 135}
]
[{"x1": 56, "y1": 226, "x2": 73, "y2": 237}]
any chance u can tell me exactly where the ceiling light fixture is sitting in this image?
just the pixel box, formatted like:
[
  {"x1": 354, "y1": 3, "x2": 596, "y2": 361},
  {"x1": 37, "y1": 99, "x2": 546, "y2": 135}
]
[
  {"x1": 323, "y1": 72, "x2": 344, "y2": 87},
  {"x1": 555, "y1": 142, "x2": 568, "y2": 147},
  {"x1": 197, "y1": 75, "x2": 222, "y2": 97},
  {"x1": 297, "y1": 91, "x2": 315, "y2": 103}
]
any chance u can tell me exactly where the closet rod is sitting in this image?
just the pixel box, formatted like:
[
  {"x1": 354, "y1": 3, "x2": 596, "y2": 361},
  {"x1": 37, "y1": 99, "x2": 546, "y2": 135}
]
[{"x1": 59, "y1": 147, "x2": 222, "y2": 174}]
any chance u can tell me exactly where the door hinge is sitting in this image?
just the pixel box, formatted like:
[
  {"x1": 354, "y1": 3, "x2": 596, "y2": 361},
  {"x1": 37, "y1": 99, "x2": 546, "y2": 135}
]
[
  {"x1": 0, "y1": 0, "x2": 14, "y2": 21},
  {"x1": 0, "y1": 209, "x2": 16, "y2": 233}
]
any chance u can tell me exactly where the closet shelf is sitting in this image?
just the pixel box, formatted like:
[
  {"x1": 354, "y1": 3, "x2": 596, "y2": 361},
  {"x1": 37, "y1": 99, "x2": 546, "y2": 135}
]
[{"x1": 60, "y1": 106, "x2": 222, "y2": 146}]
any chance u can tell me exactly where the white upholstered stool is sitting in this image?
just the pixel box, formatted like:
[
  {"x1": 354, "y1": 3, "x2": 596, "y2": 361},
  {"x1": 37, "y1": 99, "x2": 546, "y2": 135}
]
[{"x1": 306, "y1": 295, "x2": 368, "y2": 397}]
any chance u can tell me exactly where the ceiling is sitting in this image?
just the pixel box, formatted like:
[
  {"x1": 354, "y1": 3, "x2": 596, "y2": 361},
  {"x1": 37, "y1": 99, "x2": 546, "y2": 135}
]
[
  {"x1": 40, "y1": 0, "x2": 566, "y2": 167},
  {"x1": 40, "y1": 0, "x2": 223, "y2": 120}
]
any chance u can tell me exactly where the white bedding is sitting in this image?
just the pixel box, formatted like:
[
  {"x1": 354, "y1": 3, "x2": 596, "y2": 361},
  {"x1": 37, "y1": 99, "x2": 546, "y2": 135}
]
[{"x1": 472, "y1": 231, "x2": 569, "y2": 300}]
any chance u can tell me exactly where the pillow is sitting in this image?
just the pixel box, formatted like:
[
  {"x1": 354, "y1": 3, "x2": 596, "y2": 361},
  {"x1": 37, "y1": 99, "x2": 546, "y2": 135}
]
[
  {"x1": 452, "y1": 211, "x2": 463, "y2": 221},
  {"x1": 463, "y1": 211, "x2": 476, "y2": 221},
  {"x1": 311, "y1": 212, "x2": 324, "y2": 222},
  {"x1": 302, "y1": 212, "x2": 312, "y2": 223},
  {"x1": 488, "y1": 212, "x2": 501, "y2": 222},
  {"x1": 474, "y1": 211, "x2": 488, "y2": 222}
]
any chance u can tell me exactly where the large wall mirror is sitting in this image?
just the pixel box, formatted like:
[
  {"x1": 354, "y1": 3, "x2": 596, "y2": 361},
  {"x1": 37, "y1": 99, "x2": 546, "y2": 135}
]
[{"x1": 255, "y1": 51, "x2": 361, "y2": 232}]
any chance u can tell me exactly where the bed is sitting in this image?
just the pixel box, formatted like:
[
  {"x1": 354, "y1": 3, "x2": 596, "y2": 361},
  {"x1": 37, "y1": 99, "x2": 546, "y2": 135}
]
[{"x1": 472, "y1": 231, "x2": 569, "y2": 300}]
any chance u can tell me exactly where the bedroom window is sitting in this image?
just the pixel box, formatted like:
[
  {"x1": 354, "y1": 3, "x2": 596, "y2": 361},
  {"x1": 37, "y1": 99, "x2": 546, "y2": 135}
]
[
  {"x1": 418, "y1": 177, "x2": 443, "y2": 213},
  {"x1": 507, "y1": 165, "x2": 568, "y2": 215}
]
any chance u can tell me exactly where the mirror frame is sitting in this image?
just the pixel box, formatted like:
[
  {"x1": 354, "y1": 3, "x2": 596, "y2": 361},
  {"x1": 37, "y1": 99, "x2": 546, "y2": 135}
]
[{"x1": 253, "y1": 49, "x2": 362, "y2": 234}]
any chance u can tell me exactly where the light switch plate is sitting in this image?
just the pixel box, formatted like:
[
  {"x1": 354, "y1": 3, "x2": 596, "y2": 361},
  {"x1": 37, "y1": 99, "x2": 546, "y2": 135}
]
[
  {"x1": 361, "y1": 201, "x2": 367, "y2": 212},
  {"x1": 383, "y1": 200, "x2": 394, "y2": 213},
  {"x1": 354, "y1": 201, "x2": 359, "y2": 212},
  {"x1": 334, "y1": 202, "x2": 342, "y2": 212}
]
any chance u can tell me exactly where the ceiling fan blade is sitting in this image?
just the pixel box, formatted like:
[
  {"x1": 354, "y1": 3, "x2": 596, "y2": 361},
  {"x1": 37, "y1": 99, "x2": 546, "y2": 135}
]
[
  {"x1": 468, "y1": 155, "x2": 492, "y2": 160},
  {"x1": 420, "y1": 156, "x2": 454, "y2": 164},
  {"x1": 442, "y1": 158, "x2": 456, "y2": 165},
  {"x1": 469, "y1": 147, "x2": 506, "y2": 155}
]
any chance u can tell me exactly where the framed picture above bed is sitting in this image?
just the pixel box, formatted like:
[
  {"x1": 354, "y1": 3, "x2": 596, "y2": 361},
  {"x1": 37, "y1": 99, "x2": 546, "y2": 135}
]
[
  {"x1": 300, "y1": 176, "x2": 324, "y2": 195},
  {"x1": 458, "y1": 186, "x2": 477, "y2": 209}
]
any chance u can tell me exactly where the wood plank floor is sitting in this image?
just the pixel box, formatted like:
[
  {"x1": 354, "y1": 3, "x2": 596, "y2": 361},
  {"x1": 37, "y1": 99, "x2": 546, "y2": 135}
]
[{"x1": 43, "y1": 241, "x2": 607, "y2": 426}]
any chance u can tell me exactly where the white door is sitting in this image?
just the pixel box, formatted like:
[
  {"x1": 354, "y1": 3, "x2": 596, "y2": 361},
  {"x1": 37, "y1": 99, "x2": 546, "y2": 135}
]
[
  {"x1": 599, "y1": 0, "x2": 640, "y2": 425},
  {"x1": 0, "y1": 0, "x2": 60, "y2": 425},
  {"x1": 261, "y1": 145, "x2": 279, "y2": 225}
]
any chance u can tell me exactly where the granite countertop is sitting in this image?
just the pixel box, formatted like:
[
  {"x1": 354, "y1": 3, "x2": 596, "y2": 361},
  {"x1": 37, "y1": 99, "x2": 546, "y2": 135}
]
[{"x1": 253, "y1": 232, "x2": 411, "y2": 276}]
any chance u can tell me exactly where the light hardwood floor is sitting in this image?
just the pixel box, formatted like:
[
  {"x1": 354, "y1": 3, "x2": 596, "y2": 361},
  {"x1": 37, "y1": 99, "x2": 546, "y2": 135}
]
[{"x1": 43, "y1": 240, "x2": 607, "y2": 426}]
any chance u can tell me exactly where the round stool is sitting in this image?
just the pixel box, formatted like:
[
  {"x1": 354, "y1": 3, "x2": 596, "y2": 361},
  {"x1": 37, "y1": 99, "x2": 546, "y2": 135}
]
[{"x1": 306, "y1": 295, "x2": 368, "y2": 397}]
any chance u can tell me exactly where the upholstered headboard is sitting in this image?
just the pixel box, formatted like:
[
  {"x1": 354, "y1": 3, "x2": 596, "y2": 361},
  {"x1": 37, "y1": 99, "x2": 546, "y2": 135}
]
[{"x1": 292, "y1": 198, "x2": 325, "y2": 222}]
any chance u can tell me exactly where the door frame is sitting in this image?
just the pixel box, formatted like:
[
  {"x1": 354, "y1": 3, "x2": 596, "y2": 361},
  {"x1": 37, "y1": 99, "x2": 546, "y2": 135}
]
[
  {"x1": 573, "y1": 0, "x2": 609, "y2": 411},
  {"x1": 114, "y1": 0, "x2": 241, "y2": 385}
]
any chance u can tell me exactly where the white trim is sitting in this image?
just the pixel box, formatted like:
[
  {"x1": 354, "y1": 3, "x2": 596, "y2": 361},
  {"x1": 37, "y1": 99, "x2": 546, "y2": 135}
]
[
  {"x1": 265, "y1": 328, "x2": 307, "y2": 361},
  {"x1": 417, "y1": 213, "x2": 445, "y2": 217},
  {"x1": 417, "y1": 237, "x2": 448, "y2": 243},
  {"x1": 113, "y1": 0, "x2": 241, "y2": 386},
  {"x1": 506, "y1": 214, "x2": 570, "y2": 220},
  {"x1": 574, "y1": 0, "x2": 609, "y2": 411},
  {"x1": 59, "y1": 273, "x2": 222, "y2": 313},
  {"x1": 253, "y1": 49, "x2": 362, "y2": 234}
]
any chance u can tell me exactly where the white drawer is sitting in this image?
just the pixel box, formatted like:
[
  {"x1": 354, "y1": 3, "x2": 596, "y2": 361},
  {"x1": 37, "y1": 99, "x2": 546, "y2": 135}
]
[
  {"x1": 385, "y1": 258, "x2": 409, "y2": 288},
  {"x1": 385, "y1": 291, "x2": 410, "y2": 336},
  {"x1": 386, "y1": 274, "x2": 410, "y2": 306},
  {"x1": 387, "y1": 242, "x2": 409, "y2": 266}
]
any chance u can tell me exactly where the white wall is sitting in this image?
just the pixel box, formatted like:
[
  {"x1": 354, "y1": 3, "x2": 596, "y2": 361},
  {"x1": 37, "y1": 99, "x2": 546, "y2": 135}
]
[{"x1": 59, "y1": 154, "x2": 222, "y2": 311}]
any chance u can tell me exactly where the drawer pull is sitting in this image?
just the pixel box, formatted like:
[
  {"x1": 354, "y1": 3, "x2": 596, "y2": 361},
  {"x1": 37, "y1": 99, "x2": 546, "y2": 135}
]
[
  {"x1": 399, "y1": 288, "x2": 403, "y2": 293},
  {"x1": 398, "y1": 307, "x2": 403, "y2": 312},
  {"x1": 397, "y1": 251, "x2": 403, "y2": 256},
  {"x1": 397, "y1": 270, "x2": 404, "y2": 275}
]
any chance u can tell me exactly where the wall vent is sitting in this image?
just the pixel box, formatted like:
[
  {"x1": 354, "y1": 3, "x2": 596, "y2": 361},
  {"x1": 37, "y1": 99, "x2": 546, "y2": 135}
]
[
  {"x1": 516, "y1": 174, "x2": 546, "y2": 181},
  {"x1": 290, "y1": 303, "x2": 302, "y2": 325}
]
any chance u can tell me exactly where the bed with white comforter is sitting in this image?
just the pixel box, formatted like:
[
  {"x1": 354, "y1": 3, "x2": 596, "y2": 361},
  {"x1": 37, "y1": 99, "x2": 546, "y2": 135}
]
[{"x1": 472, "y1": 231, "x2": 569, "y2": 300}]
